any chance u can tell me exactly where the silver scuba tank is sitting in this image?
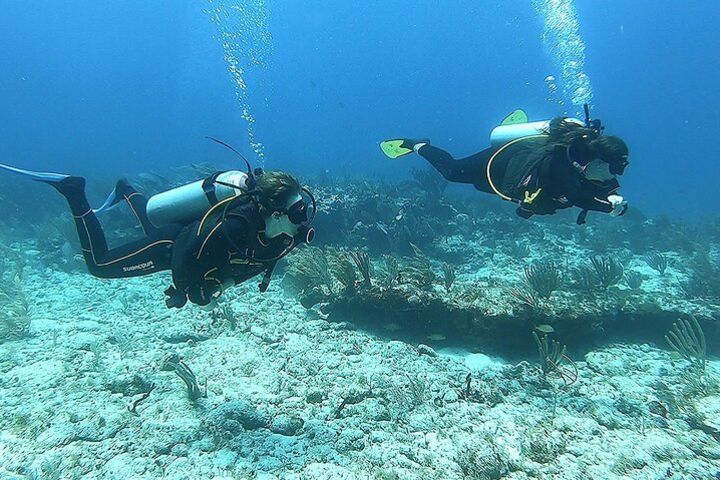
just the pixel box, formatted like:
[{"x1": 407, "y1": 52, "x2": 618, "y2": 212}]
[
  {"x1": 146, "y1": 170, "x2": 250, "y2": 228},
  {"x1": 489, "y1": 117, "x2": 584, "y2": 147}
]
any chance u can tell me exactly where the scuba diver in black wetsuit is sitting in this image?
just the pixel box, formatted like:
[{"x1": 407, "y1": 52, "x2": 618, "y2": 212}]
[
  {"x1": 0, "y1": 151, "x2": 316, "y2": 309},
  {"x1": 381, "y1": 106, "x2": 630, "y2": 225}
]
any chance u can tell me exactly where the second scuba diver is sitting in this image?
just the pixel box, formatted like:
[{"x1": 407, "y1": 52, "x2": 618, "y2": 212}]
[
  {"x1": 380, "y1": 106, "x2": 629, "y2": 225},
  {"x1": 0, "y1": 145, "x2": 316, "y2": 309}
]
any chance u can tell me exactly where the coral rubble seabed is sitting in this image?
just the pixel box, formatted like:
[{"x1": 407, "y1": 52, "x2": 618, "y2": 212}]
[{"x1": 0, "y1": 173, "x2": 719, "y2": 479}]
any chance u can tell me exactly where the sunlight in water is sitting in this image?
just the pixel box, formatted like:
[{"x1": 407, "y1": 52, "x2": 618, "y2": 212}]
[
  {"x1": 207, "y1": 0, "x2": 272, "y2": 164},
  {"x1": 533, "y1": 0, "x2": 593, "y2": 110}
]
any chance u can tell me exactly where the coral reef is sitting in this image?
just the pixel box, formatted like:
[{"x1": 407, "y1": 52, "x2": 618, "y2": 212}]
[
  {"x1": 0, "y1": 243, "x2": 29, "y2": 343},
  {"x1": 666, "y1": 315, "x2": 707, "y2": 372},
  {"x1": 0, "y1": 172, "x2": 718, "y2": 478}
]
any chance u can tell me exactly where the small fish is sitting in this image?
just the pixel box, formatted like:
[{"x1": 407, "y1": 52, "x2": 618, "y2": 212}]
[
  {"x1": 138, "y1": 172, "x2": 169, "y2": 184},
  {"x1": 190, "y1": 162, "x2": 217, "y2": 173},
  {"x1": 426, "y1": 334, "x2": 446, "y2": 341},
  {"x1": 383, "y1": 323, "x2": 401, "y2": 332},
  {"x1": 535, "y1": 324, "x2": 555, "y2": 334}
]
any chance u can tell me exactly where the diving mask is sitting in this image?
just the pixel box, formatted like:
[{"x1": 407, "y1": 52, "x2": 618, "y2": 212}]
[
  {"x1": 264, "y1": 188, "x2": 317, "y2": 241},
  {"x1": 608, "y1": 154, "x2": 629, "y2": 175}
]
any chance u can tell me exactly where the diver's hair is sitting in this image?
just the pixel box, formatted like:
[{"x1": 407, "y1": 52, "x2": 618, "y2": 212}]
[
  {"x1": 255, "y1": 170, "x2": 302, "y2": 211},
  {"x1": 545, "y1": 117, "x2": 601, "y2": 164},
  {"x1": 589, "y1": 135, "x2": 629, "y2": 163},
  {"x1": 544, "y1": 117, "x2": 628, "y2": 167},
  {"x1": 546, "y1": 116, "x2": 598, "y2": 146}
]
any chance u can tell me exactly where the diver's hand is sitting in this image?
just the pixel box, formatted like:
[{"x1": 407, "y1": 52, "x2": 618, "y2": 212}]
[
  {"x1": 608, "y1": 194, "x2": 628, "y2": 216},
  {"x1": 164, "y1": 285, "x2": 188, "y2": 309},
  {"x1": 187, "y1": 282, "x2": 223, "y2": 307}
]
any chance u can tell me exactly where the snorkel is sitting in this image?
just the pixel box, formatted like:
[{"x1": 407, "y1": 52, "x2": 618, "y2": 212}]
[{"x1": 583, "y1": 103, "x2": 604, "y2": 136}]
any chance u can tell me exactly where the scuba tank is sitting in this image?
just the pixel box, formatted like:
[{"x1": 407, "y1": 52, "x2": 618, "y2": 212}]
[
  {"x1": 490, "y1": 120, "x2": 553, "y2": 147},
  {"x1": 146, "y1": 170, "x2": 251, "y2": 228},
  {"x1": 489, "y1": 109, "x2": 585, "y2": 147}
]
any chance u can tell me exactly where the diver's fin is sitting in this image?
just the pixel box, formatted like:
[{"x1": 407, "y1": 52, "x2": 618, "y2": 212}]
[
  {"x1": 0, "y1": 162, "x2": 93, "y2": 204},
  {"x1": 0, "y1": 162, "x2": 70, "y2": 183},
  {"x1": 380, "y1": 140, "x2": 413, "y2": 159},
  {"x1": 500, "y1": 109, "x2": 528, "y2": 126},
  {"x1": 93, "y1": 179, "x2": 133, "y2": 214},
  {"x1": 380, "y1": 139, "x2": 427, "y2": 159}
]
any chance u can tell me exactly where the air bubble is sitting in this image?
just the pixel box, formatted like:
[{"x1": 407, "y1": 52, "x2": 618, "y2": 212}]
[
  {"x1": 207, "y1": 0, "x2": 272, "y2": 164},
  {"x1": 533, "y1": 0, "x2": 593, "y2": 110}
]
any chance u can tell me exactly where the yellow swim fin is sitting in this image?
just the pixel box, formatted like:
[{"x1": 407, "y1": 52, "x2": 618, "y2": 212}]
[
  {"x1": 500, "y1": 109, "x2": 528, "y2": 126},
  {"x1": 380, "y1": 139, "x2": 414, "y2": 159}
]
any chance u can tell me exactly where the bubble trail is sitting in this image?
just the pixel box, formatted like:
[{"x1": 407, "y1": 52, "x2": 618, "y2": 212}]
[
  {"x1": 207, "y1": 0, "x2": 272, "y2": 164},
  {"x1": 533, "y1": 0, "x2": 593, "y2": 110}
]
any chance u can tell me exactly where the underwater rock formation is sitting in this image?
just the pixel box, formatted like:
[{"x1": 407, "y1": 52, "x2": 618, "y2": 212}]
[{"x1": 0, "y1": 172, "x2": 718, "y2": 479}]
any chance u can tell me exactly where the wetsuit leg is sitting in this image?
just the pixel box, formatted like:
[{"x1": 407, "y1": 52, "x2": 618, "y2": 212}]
[
  {"x1": 417, "y1": 145, "x2": 495, "y2": 193},
  {"x1": 117, "y1": 180, "x2": 157, "y2": 235},
  {"x1": 54, "y1": 177, "x2": 182, "y2": 278}
]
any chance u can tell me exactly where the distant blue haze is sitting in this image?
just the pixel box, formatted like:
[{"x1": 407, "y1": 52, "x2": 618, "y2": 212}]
[{"x1": 0, "y1": 1, "x2": 717, "y2": 217}]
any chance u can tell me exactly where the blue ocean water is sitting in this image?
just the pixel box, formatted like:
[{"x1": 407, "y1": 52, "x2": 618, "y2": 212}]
[
  {"x1": 1, "y1": 1, "x2": 717, "y2": 216},
  {"x1": 1, "y1": 2, "x2": 719, "y2": 479}
]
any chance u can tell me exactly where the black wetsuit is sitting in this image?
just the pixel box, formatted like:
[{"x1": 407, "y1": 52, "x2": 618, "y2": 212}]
[
  {"x1": 56, "y1": 177, "x2": 298, "y2": 307},
  {"x1": 418, "y1": 136, "x2": 622, "y2": 223}
]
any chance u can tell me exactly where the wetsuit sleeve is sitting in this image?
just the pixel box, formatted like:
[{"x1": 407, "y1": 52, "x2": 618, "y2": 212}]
[
  {"x1": 543, "y1": 151, "x2": 625, "y2": 217},
  {"x1": 567, "y1": 180, "x2": 622, "y2": 214},
  {"x1": 568, "y1": 192, "x2": 614, "y2": 213},
  {"x1": 170, "y1": 226, "x2": 208, "y2": 302}
]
